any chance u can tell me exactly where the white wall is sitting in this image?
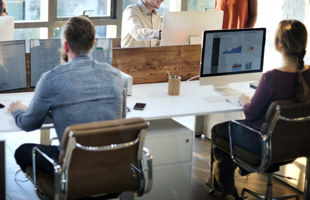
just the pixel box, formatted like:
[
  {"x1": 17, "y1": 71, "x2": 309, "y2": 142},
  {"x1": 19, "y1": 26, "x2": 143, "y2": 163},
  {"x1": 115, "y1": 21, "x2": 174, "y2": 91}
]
[{"x1": 256, "y1": 0, "x2": 310, "y2": 71}]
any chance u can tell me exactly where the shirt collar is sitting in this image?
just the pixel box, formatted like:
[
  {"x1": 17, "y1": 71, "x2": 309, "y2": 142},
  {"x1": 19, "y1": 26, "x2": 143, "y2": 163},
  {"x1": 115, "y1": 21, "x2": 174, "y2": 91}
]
[
  {"x1": 138, "y1": 0, "x2": 158, "y2": 15},
  {"x1": 71, "y1": 52, "x2": 92, "y2": 61}
]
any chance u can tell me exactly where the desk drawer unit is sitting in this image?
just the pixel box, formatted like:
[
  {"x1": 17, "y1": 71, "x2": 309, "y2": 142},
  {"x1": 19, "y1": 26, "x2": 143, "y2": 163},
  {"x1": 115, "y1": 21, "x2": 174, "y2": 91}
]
[{"x1": 136, "y1": 119, "x2": 193, "y2": 200}]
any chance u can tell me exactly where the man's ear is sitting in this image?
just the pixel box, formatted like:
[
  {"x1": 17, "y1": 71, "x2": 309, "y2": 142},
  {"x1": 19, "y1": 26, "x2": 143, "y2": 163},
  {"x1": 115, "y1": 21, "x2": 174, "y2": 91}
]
[{"x1": 64, "y1": 41, "x2": 70, "y2": 52}]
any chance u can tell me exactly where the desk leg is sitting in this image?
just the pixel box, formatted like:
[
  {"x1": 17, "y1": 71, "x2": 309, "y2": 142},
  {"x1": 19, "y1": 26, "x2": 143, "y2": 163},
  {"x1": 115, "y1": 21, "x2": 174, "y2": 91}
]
[
  {"x1": 194, "y1": 115, "x2": 204, "y2": 137},
  {"x1": 40, "y1": 129, "x2": 50, "y2": 145},
  {"x1": 304, "y1": 157, "x2": 310, "y2": 200}
]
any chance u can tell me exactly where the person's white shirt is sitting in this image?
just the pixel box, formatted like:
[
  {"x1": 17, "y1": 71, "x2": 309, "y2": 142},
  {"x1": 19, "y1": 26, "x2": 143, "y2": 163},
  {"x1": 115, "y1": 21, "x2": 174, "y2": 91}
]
[{"x1": 121, "y1": 0, "x2": 161, "y2": 48}]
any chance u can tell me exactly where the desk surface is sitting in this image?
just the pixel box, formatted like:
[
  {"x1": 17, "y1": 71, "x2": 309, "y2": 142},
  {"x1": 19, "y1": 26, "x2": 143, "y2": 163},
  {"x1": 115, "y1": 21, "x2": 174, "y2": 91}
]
[{"x1": 0, "y1": 81, "x2": 255, "y2": 133}]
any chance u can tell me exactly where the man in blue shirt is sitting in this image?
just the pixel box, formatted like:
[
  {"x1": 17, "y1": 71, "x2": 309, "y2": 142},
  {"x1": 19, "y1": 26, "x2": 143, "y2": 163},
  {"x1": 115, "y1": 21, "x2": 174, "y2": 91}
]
[{"x1": 9, "y1": 16, "x2": 126, "y2": 177}]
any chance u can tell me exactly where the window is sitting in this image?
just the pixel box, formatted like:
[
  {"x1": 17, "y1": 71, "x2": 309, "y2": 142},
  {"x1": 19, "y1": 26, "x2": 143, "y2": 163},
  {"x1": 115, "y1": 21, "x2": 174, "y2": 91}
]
[
  {"x1": 9, "y1": 0, "x2": 214, "y2": 47},
  {"x1": 187, "y1": 0, "x2": 214, "y2": 11},
  {"x1": 122, "y1": 0, "x2": 170, "y2": 16},
  {"x1": 7, "y1": 0, "x2": 48, "y2": 21},
  {"x1": 57, "y1": 0, "x2": 111, "y2": 18}
]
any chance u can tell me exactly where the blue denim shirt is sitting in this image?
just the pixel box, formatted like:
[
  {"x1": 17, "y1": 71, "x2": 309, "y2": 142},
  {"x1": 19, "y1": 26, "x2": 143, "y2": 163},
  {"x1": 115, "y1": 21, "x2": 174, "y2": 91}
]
[{"x1": 12, "y1": 54, "x2": 126, "y2": 147}]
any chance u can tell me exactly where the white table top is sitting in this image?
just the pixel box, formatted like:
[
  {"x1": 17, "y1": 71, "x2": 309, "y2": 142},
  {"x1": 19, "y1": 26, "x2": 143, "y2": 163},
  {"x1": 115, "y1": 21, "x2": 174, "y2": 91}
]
[
  {"x1": 126, "y1": 80, "x2": 254, "y2": 120},
  {"x1": 0, "y1": 81, "x2": 255, "y2": 133}
]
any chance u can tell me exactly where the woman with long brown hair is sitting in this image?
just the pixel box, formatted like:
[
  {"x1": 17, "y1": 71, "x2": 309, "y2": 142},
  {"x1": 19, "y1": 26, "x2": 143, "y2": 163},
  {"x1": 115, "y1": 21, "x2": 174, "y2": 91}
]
[{"x1": 206, "y1": 19, "x2": 310, "y2": 199}]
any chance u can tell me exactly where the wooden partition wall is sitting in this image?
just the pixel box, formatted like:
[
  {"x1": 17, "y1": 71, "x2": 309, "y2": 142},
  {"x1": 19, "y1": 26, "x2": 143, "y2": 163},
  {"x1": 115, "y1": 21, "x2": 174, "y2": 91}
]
[
  {"x1": 113, "y1": 45, "x2": 201, "y2": 84},
  {"x1": 21, "y1": 40, "x2": 201, "y2": 91}
]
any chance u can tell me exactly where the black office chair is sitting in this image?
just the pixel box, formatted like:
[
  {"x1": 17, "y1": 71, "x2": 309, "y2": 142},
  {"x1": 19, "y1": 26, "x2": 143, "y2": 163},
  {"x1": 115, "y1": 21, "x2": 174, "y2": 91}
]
[
  {"x1": 26, "y1": 117, "x2": 153, "y2": 200},
  {"x1": 214, "y1": 100, "x2": 310, "y2": 200}
]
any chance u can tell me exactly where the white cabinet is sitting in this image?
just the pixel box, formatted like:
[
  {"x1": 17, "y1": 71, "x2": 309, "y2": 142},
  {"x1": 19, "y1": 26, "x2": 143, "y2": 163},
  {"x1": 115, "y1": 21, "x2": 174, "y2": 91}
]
[
  {"x1": 136, "y1": 119, "x2": 193, "y2": 200},
  {"x1": 276, "y1": 157, "x2": 307, "y2": 192}
]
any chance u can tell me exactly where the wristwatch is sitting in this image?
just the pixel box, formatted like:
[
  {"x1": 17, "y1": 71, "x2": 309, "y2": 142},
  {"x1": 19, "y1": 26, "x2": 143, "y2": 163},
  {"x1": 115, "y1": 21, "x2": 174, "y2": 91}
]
[{"x1": 3, "y1": 8, "x2": 8, "y2": 15}]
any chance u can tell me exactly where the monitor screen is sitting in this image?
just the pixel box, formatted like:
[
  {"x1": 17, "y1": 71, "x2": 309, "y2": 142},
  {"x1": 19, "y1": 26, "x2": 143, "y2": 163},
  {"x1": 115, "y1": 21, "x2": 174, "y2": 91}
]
[
  {"x1": 0, "y1": 16, "x2": 14, "y2": 41},
  {"x1": 160, "y1": 11, "x2": 223, "y2": 46},
  {"x1": 30, "y1": 38, "x2": 113, "y2": 87},
  {"x1": 0, "y1": 40, "x2": 27, "y2": 92},
  {"x1": 200, "y1": 28, "x2": 266, "y2": 95}
]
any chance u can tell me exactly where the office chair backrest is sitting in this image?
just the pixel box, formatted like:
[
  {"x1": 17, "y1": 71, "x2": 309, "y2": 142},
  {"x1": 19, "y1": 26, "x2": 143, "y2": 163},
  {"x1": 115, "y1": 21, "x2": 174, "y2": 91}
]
[
  {"x1": 262, "y1": 100, "x2": 310, "y2": 164},
  {"x1": 58, "y1": 117, "x2": 149, "y2": 200}
]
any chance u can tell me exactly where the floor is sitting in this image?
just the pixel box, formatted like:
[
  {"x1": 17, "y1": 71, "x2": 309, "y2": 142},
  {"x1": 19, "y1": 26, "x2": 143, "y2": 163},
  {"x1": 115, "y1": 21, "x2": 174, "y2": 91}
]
[{"x1": 3, "y1": 116, "x2": 304, "y2": 200}]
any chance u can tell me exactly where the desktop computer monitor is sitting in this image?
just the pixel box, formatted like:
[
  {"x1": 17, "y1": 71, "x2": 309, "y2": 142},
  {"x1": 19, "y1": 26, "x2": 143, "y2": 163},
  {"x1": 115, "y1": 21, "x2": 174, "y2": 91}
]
[
  {"x1": 30, "y1": 38, "x2": 113, "y2": 87},
  {"x1": 199, "y1": 28, "x2": 266, "y2": 95},
  {"x1": 160, "y1": 10, "x2": 223, "y2": 46},
  {"x1": 0, "y1": 40, "x2": 27, "y2": 92},
  {"x1": 0, "y1": 16, "x2": 14, "y2": 41}
]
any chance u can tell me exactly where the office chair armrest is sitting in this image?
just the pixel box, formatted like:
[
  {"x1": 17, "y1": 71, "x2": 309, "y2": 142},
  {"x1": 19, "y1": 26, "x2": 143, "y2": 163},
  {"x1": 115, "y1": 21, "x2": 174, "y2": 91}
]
[
  {"x1": 32, "y1": 147, "x2": 61, "y2": 188},
  {"x1": 228, "y1": 120, "x2": 264, "y2": 173},
  {"x1": 142, "y1": 147, "x2": 153, "y2": 194}
]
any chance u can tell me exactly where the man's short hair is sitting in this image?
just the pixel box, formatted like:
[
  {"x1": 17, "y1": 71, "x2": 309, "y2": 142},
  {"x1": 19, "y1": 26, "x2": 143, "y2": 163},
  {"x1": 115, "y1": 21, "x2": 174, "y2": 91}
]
[
  {"x1": 0, "y1": 0, "x2": 3, "y2": 16},
  {"x1": 63, "y1": 16, "x2": 95, "y2": 55}
]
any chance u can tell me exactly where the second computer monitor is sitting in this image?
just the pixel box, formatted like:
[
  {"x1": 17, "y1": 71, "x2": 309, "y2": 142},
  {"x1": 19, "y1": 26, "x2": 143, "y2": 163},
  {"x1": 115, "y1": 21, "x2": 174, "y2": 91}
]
[
  {"x1": 200, "y1": 28, "x2": 266, "y2": 95},
  {"x1": 160, "y1": 10, "x2": 224, "y2": 46},
  {"x1": 30, "y1": 38, "x2": 113, "y2": 87},
  {"x1": 0, "y1": 40, "x2": 27, "y2": 92}
]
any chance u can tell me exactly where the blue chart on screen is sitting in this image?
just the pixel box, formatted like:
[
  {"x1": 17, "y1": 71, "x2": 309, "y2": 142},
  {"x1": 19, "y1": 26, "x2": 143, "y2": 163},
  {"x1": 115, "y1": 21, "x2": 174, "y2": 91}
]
[{"x1": 223, "y1": 46, "x2": 242, "y2": 54}]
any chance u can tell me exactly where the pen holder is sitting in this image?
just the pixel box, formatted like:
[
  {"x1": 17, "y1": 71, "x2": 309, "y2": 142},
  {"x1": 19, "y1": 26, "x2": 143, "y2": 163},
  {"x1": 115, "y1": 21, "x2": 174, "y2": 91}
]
[{"x1": 168, "y1": 76, "x2": 181, "y2": 95}]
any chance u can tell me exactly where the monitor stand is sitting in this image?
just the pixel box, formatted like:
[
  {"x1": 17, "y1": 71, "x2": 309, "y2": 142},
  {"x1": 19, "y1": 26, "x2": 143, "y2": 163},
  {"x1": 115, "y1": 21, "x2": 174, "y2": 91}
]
[{"x1": 213, "y1": 84, "x2": 242, "y2": 96}]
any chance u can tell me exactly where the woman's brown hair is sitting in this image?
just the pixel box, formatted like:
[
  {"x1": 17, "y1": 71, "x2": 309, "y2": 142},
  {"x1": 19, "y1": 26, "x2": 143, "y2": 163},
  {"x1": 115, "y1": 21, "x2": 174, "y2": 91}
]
[{"x1": 275, "y1": 20, "x2": 310, "y2": 103}]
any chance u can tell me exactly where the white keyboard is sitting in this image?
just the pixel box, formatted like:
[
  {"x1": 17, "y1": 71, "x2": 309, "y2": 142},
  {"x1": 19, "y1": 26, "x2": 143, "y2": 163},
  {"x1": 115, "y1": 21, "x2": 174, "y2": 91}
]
[{"x1": 226, "y1": 98, "x2": 241, "y2": 106}]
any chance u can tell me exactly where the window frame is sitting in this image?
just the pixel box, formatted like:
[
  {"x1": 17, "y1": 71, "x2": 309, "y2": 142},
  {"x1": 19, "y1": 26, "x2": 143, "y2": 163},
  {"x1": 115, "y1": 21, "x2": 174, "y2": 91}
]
[
  {"x1": 13, "y1": 0, "x2": 194, "y2": 39},
  {"x1": 14, "y1": 0, "x2": 122, "y2": 38}
]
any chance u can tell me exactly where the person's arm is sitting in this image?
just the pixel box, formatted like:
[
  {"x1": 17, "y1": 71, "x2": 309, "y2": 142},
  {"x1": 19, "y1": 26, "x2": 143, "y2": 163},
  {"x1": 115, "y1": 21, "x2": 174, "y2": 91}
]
[
  {"x1": 247, "y1": 0, "x2": 257, "y2": 28},
  {"x1": 242, "y1": 72, "x2": 273, "y2": 120},
  {"x1": 1, "y1": 0, "x2": 7, "y2": 16},
  {"x1": 124, "y1": 6, "x2": 160, "y2": 41},
  {"x1": 9, "y1": 74, "x2": 53, "y2": 131},
  {"x1": 213, "y1": 0, "x2": 217, "y2": 10}
]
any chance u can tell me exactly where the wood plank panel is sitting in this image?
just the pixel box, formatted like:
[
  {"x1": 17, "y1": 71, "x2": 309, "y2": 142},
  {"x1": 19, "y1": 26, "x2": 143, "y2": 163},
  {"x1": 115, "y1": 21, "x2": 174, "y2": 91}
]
[
  {"x1": 113, "y1": 45, "x2": 201, "y2": 84},
  {"x1": 24, "y1": 45, "x2": 201, "y2": 91}
]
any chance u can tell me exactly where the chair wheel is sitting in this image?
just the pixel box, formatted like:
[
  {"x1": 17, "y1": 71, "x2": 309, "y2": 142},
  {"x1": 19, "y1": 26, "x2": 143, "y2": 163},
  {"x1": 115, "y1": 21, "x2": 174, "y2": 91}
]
[{"x1": 209, "y1": 188, "x2": 215, "y2": 195}]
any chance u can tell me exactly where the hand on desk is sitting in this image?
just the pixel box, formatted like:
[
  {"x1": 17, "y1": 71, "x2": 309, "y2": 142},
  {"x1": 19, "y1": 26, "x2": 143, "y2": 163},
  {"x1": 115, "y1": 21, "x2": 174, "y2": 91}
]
[
  {"x1": 8, "y1": 100, "x2": 27, "y2": 113},
  {"x1": 238, "y1": 94, "x2": 251, "y2": 107}
]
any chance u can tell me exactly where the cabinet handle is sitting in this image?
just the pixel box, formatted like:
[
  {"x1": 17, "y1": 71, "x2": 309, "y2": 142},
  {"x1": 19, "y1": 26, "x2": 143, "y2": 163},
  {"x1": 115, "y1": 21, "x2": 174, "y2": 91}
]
[{"x1": 185, "y1": 139, "x2": 190, "y2": 143}]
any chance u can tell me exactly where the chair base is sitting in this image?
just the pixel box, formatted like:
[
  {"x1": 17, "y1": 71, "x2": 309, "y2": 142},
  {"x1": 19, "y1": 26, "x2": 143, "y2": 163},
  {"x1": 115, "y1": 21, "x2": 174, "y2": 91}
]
[{"x1": 241, "y1": 188, "x2": 299, "y2": 200}]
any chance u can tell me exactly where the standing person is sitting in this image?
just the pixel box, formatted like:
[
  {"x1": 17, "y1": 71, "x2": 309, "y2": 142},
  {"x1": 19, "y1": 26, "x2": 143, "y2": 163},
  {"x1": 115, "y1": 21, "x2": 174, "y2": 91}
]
[
  {"x1": 1, "y1": 0, "x2": 7, "y2": 16},
  {"x1": 214, "y1": 0, "x2": 257, "y2": 29},
  {"x1": 206, "y1": 19, "x2": 310, "y2": 199},
  {"x1": 0, "y1": 0, "x2": 3, "y2": 16},
  {"x1": 121, "y1": 0, "x2": 164, "y2": 48},
  {"x1": 9, "y1": 16, "x2": 127, "y2": 177}
]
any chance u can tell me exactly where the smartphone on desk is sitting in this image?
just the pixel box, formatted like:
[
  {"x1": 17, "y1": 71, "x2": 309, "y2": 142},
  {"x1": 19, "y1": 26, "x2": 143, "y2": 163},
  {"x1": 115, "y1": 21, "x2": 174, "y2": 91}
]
[{"x1": 133, "y1": 103, "x2": 146, "y2": 110}]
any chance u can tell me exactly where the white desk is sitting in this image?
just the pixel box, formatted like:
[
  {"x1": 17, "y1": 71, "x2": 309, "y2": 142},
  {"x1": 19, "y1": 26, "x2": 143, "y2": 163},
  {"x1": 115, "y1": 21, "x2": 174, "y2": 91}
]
[
  {"x1": 1, "y1": 81, "x2": 309, "y2": 199},
  {"x1": 0, "y1": 81, "x2": 253, "y2": 133},
  {"x1": 126, "y1": 80, "x2": 251, "y2": 120},
  {"x1": 0, "y1": 81, "x2": 252, "y2": 200}
]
